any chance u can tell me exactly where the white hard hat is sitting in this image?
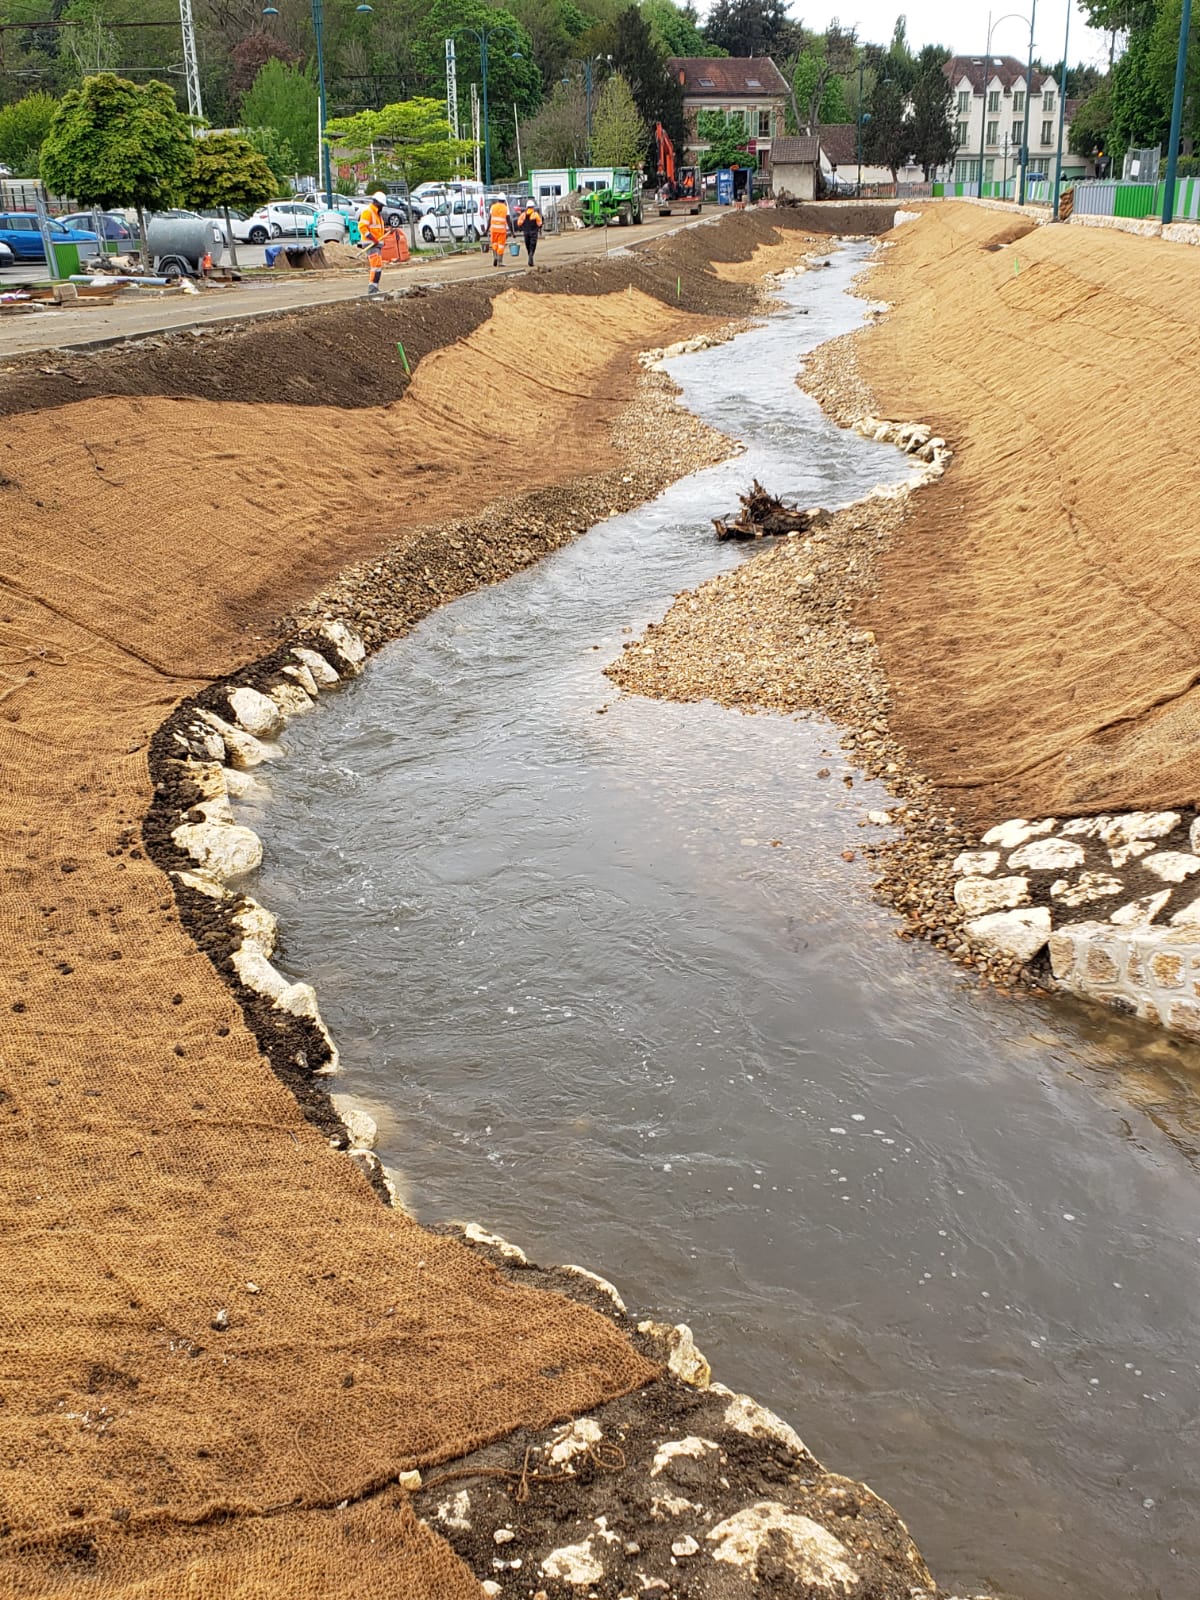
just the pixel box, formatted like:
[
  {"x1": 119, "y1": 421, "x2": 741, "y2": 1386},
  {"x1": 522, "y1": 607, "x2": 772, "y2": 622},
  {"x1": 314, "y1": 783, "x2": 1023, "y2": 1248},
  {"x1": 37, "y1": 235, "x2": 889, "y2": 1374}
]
[{"x1": 372, "y1": 190, "x2": 386, "y2": 204}]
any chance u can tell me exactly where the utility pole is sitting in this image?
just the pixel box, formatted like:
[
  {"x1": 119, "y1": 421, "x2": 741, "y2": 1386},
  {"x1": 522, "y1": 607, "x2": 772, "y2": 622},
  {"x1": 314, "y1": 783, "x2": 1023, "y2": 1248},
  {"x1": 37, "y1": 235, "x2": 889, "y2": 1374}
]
[
  {"x1": 178, "y1": 0, "x2": 203, "y2": 121},
  {"x1": 445, "y1": 38, "x2": 459, "y2": 140},
  {"x1": 1161, "y1": 0, "x2": 1193, "y2": 223},
  {"x1": 1018, "y1": 0, "x2": 1038, "y2": 205},
  {"x1": 470, "y1": 83, "x2": 482, "y2": 183},
  {"x1": 1052, "y1": 4, "x2": 1070, "y2": 219},
  {"x1": 856, "y1": 52, "x2": 864, "y2": 193}
]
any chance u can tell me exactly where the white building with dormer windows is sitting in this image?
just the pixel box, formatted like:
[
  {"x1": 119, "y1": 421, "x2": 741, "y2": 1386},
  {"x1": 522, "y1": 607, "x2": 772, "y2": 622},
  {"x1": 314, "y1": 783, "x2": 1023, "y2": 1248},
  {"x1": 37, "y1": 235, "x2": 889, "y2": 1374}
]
[{"x1": 942, "y1": 53, "x2": 1089, "y2": 188}]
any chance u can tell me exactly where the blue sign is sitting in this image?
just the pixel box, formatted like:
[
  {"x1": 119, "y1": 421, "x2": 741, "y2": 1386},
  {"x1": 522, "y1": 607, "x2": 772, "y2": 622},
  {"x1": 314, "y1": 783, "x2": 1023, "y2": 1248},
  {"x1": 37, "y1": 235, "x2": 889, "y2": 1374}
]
[{"x1": 716, "y1": 168, "x2": 734, "y2": 206}]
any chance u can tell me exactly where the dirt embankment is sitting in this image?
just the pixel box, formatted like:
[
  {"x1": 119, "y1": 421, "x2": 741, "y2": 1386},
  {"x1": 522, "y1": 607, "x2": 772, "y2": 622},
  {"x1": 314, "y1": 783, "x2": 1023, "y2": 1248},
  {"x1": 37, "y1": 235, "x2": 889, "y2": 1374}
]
[{"x1": 0, "y1": 211, "x2": 941, "y2": 1599}]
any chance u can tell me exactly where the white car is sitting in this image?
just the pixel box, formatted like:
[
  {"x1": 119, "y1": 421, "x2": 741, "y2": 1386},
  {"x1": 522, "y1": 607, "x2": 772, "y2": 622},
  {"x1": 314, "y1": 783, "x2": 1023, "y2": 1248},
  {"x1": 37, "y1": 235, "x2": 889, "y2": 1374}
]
[
  {"x1": 416, "y1": 194, "x2": 487, "y2": 244},
  {"x1": 235, "y1": 201, "x2": 347, "y2": 244},
  {"x1": 0, "y1": 238, "x2": 14, "y2": 268}
]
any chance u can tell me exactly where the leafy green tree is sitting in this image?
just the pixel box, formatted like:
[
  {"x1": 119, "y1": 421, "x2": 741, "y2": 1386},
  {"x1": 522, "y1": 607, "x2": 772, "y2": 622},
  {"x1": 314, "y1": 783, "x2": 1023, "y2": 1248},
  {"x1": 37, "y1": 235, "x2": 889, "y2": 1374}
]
[
  {"x1": 40, "y1": 74, "x2": 195, "y2": 261},
  {"x1": 704, "y1": 0, "x2": 799, "y2": 59},
  {"x1": 229, "y1": 30, "x2": 300, "y2": 98},
  {"x1": 523, "y1": 76, "x2": 590, "y2": 165},
  {"x1": 640, "y1": 0, "x2": 724, "y2": 57},
  {"x1": 608, "y1": 5, "x2": 684, "y2": 146},
  {"x1": 1068, "y1": 79, "x2": 1112, "y2": 156},
  {"x1": 183, "y1": 131, "x2": 277, "y2": 265},
  {"x1": 908, "y1": 44, "x2": 955, "y2": 178},
  {"x1": 696, "y1": 108, "x2": 750, "y2": 169},
  {"x1": 0, "y1": 93, "x2": 59, "y2": 178},
  {"x1": 409, "y1": 0, "x2": 541, "y2": 177},
  {"x1": 510, "y1": 0, "x2": 592, "y2": 87},
  {"x1": 325, "y1": 97, "x2": 476, "y2": 191},
  {"x1": 786, "y1": 24, "x2": 856, "y2": 132},
  {"x1": 590, "y1": 70, "x2": 648, "y2": 164},
  {"x1": 863, "y1": 73, "x2": 911, "y2": 181},
  {"x1": 242, "y1": 125, "x2": 298, "y2": 188},
  {"x1": 241, "y1": 58, "x2": 318, "y2": 176}
]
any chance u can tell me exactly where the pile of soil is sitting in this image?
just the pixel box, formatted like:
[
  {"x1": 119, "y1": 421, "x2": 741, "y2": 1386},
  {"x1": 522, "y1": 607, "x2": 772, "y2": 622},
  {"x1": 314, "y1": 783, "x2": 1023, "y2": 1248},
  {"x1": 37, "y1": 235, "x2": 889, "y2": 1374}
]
[{"x1": 852, "y1": 203, "x2": 1200, "y2": 827}]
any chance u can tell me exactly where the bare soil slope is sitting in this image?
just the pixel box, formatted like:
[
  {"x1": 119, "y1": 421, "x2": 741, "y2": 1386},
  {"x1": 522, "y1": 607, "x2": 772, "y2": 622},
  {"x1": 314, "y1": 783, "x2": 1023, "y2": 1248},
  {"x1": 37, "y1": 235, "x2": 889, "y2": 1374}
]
[
  {"x1": 0, "y1": 222, "x2": 807, "y2": 1596},
  {"x1": 856, "y1": 203, "x2": 1200, "y2": 825}
]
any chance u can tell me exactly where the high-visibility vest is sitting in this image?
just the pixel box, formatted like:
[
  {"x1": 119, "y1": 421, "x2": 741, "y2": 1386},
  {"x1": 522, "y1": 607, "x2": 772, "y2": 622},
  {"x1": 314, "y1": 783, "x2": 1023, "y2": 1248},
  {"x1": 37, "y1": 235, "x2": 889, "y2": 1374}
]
[{"x1": 359, "y1": 203, "x2": 385, "y2": 246}]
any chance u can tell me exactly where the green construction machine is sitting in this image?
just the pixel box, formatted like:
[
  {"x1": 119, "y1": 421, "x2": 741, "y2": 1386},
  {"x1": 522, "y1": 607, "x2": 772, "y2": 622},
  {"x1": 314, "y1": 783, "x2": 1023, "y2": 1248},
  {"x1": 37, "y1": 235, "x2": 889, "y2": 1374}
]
[{"x1": 579, "y1": 169, "x2": 643, "y2": 227}]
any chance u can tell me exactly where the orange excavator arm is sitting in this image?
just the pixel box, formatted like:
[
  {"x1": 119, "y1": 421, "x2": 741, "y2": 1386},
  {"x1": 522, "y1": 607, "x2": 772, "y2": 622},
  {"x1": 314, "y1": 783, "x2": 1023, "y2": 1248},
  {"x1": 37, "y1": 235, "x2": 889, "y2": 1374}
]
[{"x1": 654, "y1": 121, "x2": 676, "y2": 186}]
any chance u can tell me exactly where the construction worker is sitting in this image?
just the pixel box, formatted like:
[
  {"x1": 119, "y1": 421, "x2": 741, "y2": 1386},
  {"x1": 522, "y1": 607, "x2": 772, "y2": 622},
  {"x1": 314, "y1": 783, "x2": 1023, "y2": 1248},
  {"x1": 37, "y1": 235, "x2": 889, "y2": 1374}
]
[
  {"x1": 488, "y1": 196, "x2": 510, "y2": 267},
  {"x1": 516, "y1": 199, "x2": 543, "y2": 269},
  {"x1": 358, "y1": 191, "x2": 387, "y2": 296}
]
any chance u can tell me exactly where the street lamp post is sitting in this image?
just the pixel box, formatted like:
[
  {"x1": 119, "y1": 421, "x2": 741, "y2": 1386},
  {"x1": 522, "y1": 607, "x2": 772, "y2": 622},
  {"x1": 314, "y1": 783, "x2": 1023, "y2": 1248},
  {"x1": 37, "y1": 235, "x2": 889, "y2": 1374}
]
[
  {"x1": 1161, "y1": 0, "x2": 1193, "y2": 223},
  {"x1": 264, "y1": 0, "x2": 372, "y2": 208},
  {"x1": 1052, "y1": 0, "x2": 1071, "y2": 219},
  {"x1": 1018, "y1": 0, "x2": 1039, "y2": 204},
  {"x1": 975, "y1": 12, "x2": 1031, "y2": 198},
  {"x1": 856, "y1": 52, "x2": 864, "y2": 193},
  {"x1": 453, "y1": 23, "x2": 520, "y2": 188}
]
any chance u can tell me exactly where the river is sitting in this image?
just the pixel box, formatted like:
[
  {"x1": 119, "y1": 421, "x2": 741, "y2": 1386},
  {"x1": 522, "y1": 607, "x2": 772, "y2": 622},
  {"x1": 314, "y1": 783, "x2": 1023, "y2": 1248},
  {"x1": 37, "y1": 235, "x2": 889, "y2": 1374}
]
[{"x1": 246, "y1": 244, "x2": 1200, "y2": 1600}]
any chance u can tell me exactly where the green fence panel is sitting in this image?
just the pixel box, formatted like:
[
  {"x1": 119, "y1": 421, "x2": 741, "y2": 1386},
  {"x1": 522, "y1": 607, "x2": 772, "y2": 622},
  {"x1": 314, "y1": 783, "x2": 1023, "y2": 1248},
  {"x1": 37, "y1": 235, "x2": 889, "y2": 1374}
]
[{"x1": 1113, "y1": 183, "x2": 1156, "y2": 218}]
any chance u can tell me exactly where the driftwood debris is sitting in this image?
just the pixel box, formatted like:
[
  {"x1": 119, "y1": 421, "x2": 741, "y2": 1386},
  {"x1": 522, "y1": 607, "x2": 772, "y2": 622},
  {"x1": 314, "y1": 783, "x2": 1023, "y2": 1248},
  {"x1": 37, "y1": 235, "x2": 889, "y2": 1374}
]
[{"x1": 713, "y1": 480, "x2": 829, "y2": 541}]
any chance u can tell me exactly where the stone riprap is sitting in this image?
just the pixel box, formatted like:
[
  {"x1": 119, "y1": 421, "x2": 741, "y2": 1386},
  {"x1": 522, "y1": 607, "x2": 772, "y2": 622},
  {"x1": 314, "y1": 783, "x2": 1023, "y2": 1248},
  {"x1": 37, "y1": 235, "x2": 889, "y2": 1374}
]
[{"x1": 950, "y1": 808, "x2": 1200, "y2": 1034}]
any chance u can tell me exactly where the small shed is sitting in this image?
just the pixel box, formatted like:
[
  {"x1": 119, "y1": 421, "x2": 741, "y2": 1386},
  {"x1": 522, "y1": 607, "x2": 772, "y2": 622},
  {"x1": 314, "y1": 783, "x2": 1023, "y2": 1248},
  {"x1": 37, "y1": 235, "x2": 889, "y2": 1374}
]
[{"x1": 770, "y1": 136, "x2": 821, "y2": 201}]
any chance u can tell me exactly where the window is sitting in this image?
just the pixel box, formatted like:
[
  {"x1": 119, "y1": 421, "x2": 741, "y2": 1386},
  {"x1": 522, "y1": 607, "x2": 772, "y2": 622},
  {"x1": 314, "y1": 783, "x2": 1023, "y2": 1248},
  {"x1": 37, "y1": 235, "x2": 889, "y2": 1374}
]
[
  {"x1": 1012, "y1": 119, "x2": 1024, "y2": 146},
  {"x1": 1013, "y1": 90, "x2": 1025, "y2": 112},
  {"x1": 955, "y1": 158, "x2": 979, "y2": 182},
  {"x1": 758, "y1": 108, "x2": 771, "y2": 138},
  {"x1": 1041, "y1": 119, "x2": 1053, "y2": 144},
  {"x1": 957, "y1": 90, "x2": 970, "y2": 113},
  {"x1": 984, "y1": 159, "x2": 995, "y2": 179},
  {"x1": 1043, "y1": 91, "x2": 1055, "y2": 112},
  {"x1": 987, "y1": 89, "x2": 999, "y2": 112},
  {"x1": 955, "y1": 121, "x2": 969, "y2": 145},
  {"x1": 745, "y1": 77, "x2": 761, "y2": 88},
  {"x1": 986, "y1": 120, "x2": 999, "y2": 145},
  {"x1": 698, "y1": 76, "x2": 715, "y2": 88}
]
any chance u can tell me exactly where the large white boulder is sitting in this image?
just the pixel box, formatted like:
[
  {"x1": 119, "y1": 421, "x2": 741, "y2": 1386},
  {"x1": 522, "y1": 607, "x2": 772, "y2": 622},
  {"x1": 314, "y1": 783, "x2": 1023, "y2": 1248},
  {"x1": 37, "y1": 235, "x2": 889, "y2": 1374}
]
[
  {"x1": 171, "y1": 820, "x2": 262, "y2": 881},
  {"x1": 963, "y1": 906, "x2": 1052, "y2": 963},
  {"x1": 953, "y1": 875, "x2": 1029, "y2": 915},
  {"x1": 227, "y1": 685, "x2": 283, "y2": 739}
]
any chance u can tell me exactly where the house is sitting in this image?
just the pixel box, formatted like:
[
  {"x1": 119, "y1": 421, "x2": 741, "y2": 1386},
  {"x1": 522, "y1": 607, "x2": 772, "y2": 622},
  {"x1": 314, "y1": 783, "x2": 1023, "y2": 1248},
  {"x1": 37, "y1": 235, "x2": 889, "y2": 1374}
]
[
  {"x1": 943, "y1": 54, "x2": 1072, "y2": 188},
  {"x1": 815, "y1": 123, "x2": 921, "y2": 188},
  {"x1": 770, "y1": 136, "x2": 820, "y2": 200},
  {"x1": 667, "y1": 56, "x2": 790, "y2": 179}
]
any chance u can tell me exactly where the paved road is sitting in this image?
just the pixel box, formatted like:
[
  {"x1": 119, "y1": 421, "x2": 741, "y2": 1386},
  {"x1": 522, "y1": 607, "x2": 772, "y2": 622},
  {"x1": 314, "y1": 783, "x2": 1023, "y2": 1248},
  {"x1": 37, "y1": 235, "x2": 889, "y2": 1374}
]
[{"x1": 0, "y1": 213, "x2": 706, "y2": 361}]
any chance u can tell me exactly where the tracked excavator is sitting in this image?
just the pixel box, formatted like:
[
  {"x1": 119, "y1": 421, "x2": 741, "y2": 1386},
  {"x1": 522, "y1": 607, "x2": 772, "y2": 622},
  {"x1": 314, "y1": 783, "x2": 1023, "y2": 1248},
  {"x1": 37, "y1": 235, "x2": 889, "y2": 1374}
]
[{"x1": 653, "y1": 123, "x2": 702, "y2": 214}]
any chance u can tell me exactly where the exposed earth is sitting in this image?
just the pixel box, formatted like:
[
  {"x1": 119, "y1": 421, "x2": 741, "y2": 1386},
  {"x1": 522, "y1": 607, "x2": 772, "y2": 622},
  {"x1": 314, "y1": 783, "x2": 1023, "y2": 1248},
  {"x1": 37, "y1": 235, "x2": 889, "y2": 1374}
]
[{"x1": 0, "y1": 207, "x2": 963, "y2": 1599}]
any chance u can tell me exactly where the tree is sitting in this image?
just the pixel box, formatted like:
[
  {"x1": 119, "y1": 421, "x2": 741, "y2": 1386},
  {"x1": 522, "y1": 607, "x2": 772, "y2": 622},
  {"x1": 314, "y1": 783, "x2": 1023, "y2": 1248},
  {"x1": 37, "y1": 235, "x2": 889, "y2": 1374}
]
[
  {"x1": 640, "y1": 0, "x2": 724, "y2": 57},
  {"x1": 863, "y1": 74, "x2": 911, "y2": 181},
  {"x1": 324, "y1": 98, "x2": 476, "y2": 193},
  {"x1": 241, "y1": 58, "x2": 318, "y2": 176},
  {"x1": 608, "y1": 5, "x2": 684, "y2": 147},
  {"x1": 0, "y1": 93, "x2": 59, "y2": 179},
  {"x1": 696, "y1": 108, "x2": 751, "y2": 169},
  {"x1": 704, "y1": 0, "x2": 799, "y2": 59},
  {"x1": 411, "y1": 0, "x2": 542, "y2": 176},
  {"x1": 242, "y1": 126, "x2": 299, "y2": 188},
  {"x1": 785, "y1": 24, "x2": 856, "y2": 133},
  {"x1": 523, "y1": 77, "x2": 590, "y2": 166},
  {"x1": 229, "y1": 31, "x2": 300, "y2": 98},
  {"x1": 1068, "y1": 79, "x2": 1112, "y2": 156},
  {"x1": 183, "y1": 131, "x2": 278, "y2": 265},
  {"x1": 907, "y1": 44, "x2": 955, "y2": 178},
  {"x1": 40, "y1": 75, "x2": 196, "y2": 262},
  {"x1": 590, "y1": 70, "x2": 648, "y2": 164}
]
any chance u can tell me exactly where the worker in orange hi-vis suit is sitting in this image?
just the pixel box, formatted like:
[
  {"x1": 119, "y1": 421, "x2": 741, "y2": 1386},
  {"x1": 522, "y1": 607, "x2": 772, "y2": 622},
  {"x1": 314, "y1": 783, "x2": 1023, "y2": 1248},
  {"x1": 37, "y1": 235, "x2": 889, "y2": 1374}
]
[
  {"x1": 358, "y1": 191, "x2": 387, "y2": 296},
  {"x1": 489, "y1": 197, "x2": 510, "y2": 267}
]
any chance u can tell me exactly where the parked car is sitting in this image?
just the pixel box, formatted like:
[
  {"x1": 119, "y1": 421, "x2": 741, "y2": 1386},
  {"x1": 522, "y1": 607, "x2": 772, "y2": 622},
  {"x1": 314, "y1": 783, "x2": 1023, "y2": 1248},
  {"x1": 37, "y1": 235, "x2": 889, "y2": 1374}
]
[
  {"x1": 235, "y1": 201, "x2": 346, "y2": 244},
  {"x1": 0, "y1": 239, "x2": 14, "y2": 268},
  {"x1": 0, "y1": 212, "x2": 99, "y2": 260},
  {"x1": 416, "y1": 192, "x2": 486, "y2": 244},
  {"x1": 59, "y1": 210, "x2": 136, "y2": 242}
]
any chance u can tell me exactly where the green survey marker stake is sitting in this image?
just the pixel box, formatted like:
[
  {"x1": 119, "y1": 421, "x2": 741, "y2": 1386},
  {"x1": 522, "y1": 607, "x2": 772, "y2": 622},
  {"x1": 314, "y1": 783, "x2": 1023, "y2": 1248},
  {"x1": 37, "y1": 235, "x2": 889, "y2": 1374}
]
[
  {"x1": 677, "y1": 275, "x2": 682, "y2": 298},
  {"x1": 396, "y1": 341, "x2": 410, "y2": 374},
  {"x1": 1013, "y1": 256, "x2": 1020, "y2": 276}
]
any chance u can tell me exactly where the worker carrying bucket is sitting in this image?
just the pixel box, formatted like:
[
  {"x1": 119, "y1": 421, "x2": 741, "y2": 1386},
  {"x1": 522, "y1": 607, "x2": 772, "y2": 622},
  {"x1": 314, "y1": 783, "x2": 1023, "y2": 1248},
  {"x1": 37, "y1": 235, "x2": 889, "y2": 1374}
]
[{"x1": 358, "y1": 191, "x2": 387, "y2": 296}]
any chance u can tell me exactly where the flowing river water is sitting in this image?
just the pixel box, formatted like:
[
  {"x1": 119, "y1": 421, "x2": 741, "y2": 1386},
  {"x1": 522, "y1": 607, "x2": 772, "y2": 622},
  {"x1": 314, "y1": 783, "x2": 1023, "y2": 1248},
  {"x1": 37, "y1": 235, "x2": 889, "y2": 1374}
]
[{"x1": 246, "y1": 245, "x2": 1200, "y2": 1600}]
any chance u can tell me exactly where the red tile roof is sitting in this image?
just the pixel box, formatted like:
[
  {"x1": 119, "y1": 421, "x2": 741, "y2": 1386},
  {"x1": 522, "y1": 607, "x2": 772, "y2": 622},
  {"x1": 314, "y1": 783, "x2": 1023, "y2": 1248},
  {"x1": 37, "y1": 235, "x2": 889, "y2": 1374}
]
[
  {"x1": 817, "y1": 124, "x2": 858, "y2": 167},
  {"x1": 944, "y1": 54, "x2": 1055, "y2": 95},
  {"x1": 667, "y1": 57, "x2": 789, "y2": 98}
]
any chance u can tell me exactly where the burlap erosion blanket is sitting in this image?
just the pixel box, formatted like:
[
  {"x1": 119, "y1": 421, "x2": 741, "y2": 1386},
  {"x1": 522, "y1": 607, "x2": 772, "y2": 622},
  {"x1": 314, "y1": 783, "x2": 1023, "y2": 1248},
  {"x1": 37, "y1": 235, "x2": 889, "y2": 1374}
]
[{"x1": 0, "y1": 280, "x2": 752, "y2": 1595}]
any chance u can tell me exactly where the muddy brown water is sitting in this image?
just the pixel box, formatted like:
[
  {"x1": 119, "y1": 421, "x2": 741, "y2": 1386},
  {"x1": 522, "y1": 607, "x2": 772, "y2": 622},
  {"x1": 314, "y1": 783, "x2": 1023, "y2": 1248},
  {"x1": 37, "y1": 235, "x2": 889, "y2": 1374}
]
[{"x1": 247, "y1": 247, "x2": 1200, "y2": 1600}]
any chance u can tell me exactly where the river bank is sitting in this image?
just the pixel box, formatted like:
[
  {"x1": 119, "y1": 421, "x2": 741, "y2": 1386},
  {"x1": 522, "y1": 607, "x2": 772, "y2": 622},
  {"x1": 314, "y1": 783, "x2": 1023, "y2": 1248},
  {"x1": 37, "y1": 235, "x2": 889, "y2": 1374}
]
[{"x1": 0, "y1": 208, "x2": 974, "y2": 1598}]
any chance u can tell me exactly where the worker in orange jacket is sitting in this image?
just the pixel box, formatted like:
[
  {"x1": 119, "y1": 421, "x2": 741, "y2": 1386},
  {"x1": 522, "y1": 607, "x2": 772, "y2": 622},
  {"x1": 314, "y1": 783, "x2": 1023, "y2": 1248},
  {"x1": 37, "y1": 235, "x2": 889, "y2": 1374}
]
[
  {"x1": 488, "y1": 197, "x2": 511, "y2": 267},
  {"x1": 358, "y1": 191, "x2": 387, "y2": 296}
]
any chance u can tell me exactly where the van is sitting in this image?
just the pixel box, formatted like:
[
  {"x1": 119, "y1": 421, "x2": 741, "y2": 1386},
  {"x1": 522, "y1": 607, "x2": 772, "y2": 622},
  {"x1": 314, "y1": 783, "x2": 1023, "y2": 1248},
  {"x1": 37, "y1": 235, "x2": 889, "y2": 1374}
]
[{"x1": 415, "y1": 185, "x2": 486, "y2": 244}]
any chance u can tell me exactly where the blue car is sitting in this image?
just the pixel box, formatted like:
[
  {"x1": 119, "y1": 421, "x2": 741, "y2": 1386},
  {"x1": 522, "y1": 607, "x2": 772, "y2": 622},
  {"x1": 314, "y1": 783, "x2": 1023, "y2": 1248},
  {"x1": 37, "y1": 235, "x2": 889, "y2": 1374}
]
[{"x1": 0, "y1": 212, "x2": 100, "y2": 260}]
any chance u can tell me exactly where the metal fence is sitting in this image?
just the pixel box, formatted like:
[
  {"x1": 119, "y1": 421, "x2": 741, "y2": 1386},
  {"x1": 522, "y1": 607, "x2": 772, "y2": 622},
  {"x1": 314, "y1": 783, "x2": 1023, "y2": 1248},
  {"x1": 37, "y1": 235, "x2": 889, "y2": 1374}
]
[{"x1": 930, "y1": 174, "x2": 1200, "y2": 222}]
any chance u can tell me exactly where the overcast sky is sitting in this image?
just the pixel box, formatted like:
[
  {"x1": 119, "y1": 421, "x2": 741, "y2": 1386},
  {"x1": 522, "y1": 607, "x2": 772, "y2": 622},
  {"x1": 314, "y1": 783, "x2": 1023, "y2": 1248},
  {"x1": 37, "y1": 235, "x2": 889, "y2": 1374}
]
[{"x1": 707, "y1": 2, "x2": 1117, "y2": 72}]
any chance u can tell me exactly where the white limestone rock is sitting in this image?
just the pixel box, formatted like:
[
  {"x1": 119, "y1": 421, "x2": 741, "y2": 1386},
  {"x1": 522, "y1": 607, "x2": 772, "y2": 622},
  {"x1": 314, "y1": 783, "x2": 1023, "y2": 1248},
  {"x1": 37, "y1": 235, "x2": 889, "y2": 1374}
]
[
  {"x1": 1050, "y1": 871, "x2": 1124, "y2": 906},
  {"x1": 1102, "y1": 811, "x2": 1180, "y2": 846},
  {"x1": 171, "y1": 820, "x2": 262, "y2": 881},
  {"x1": 320, "y1": 618, "x2": 366, "y2": 673},
  {"x1": 560, "y1": 1264, "x2": 627, "y2": 1314},
  {"x1": 540, "y1": 1538, "x2": 604, "y2": 1586},
  {"x1": 636, "y1": 1321, "x2": 711, "y2": 1388},
  {"x1": 228, "y1": 685, "x2": 284, "y2": 739},
  {"x1": 222, "y1": 766, "x2": 270, "y2": 802},
  {"x1": 461, "y1": 1222, "x2": 528, "y2": 1264},
  {"x1": 547, "y1": 1417, "x2": 603, "y2": 1468},
  {"x1": 185, "y1": 721, "x2": 226, "y2": 763},
  {"x1": 651, "y1": 1493, "x2": 702, "y2": 1518},
  {"x1": 1170, "y1": 896, "x2": 1200, "y2": 927},
  {"x1": 1008, "y1": 838, "x2": 1084, "y2": 872},
  {"x1": 951, "y1": 850, "x2": 1000, "y2": 876},
  {"x1": 1191, "y1": 817, "x2": 1200, "y2": 855},
  {"x1": 671, "y1": 1535, "x2": 700, "y2": 1558},
  {"x1": 1110, "y1": 890, "x2": 1171, "y2": 926},
  {"x1": 1061, "y1": 816, "x2": 1111, "y2": 838},
  {"x1": 232, "y1": 896, "x2": 277, "y2": 957},
  {"x1": 1108, "y1": 839, "x2": 1157, "y2": 869},
  {"x1": 719, "y1": 1390, "x2": 811, "y2": 1462},
  {"x1": 650, "y1": 1437, "x2": 719, "y2": 1478},
  {"x1": 953, "y1": 875, "x2": 1029, "y2": 915},
  {"x1": 981, "y1": 818, "x2": 1056, "y2": 850},
  {"x1": 230, "y1": 945, "x2": 289, "y2": 1001},
  {"x1": 293, "y1": 645, "x2": 340, "y2": 687},
  {"x1": 963, "y1": 907, "x2": 1052, "y2": 963},
  {"x1": 269, "y1": 680, "x2": 316, "y2": 719},
  {"x1": 1141, "y1": 851, "x2": 1200, "y2": 884},
  {"x1": 172, "y1": 869, "x2": 227, "y2": 901},
  {"x1": 197, "y1": 711, "x2": 277, "y2": 769},
  {"x1": 437, "y1": 1490, "x2": 471, "y2": 1529},
  {"x1": 282, "y1": 659, "x2": 320, "y2": 697},
  {"x1": 707, "y1": 1502, "x2": 858, "y2": 1590},
  {"x1": 330, "y1": 1095, "x2": 378, "y2": 1151}
]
